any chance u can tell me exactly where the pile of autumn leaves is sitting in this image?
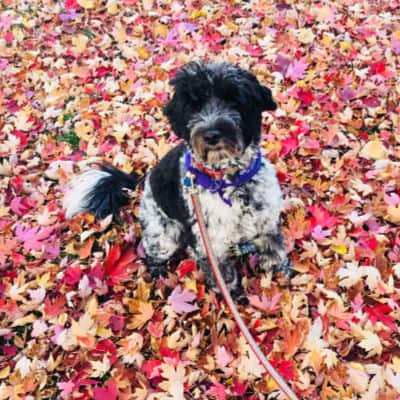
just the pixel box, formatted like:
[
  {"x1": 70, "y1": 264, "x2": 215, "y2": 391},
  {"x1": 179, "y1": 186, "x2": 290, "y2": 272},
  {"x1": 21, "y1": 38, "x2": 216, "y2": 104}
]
[{"x1": 1, "y1": 0, "x2": 400, "y2": 399}]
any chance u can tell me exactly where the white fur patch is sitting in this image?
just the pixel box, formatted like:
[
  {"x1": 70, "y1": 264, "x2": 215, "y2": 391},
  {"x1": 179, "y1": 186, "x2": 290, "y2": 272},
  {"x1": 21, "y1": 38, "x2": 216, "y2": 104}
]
[{"x1": 64, "y1": 169, "x2": 111, "y2": 219}]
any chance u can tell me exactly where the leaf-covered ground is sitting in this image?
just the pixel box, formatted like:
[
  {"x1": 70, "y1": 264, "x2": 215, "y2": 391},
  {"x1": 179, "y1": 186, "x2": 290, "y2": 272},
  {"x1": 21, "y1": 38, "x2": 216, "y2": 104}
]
[{"x1": 1, "y1": 1, "x2": 400, "y2": 399}]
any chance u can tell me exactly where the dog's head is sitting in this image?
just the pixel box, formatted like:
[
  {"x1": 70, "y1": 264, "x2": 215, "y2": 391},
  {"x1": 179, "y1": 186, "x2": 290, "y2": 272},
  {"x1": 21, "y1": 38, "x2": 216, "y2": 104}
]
[{"x1": 164, "y1": 61, "x2": 276, "y2": 165}]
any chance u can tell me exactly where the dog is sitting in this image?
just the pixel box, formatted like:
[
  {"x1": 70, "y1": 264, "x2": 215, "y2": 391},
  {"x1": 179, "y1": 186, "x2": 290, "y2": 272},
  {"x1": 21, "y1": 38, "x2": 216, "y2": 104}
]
[{"x1": 64, "y1": 61, "x2": 291, "y2": 297}]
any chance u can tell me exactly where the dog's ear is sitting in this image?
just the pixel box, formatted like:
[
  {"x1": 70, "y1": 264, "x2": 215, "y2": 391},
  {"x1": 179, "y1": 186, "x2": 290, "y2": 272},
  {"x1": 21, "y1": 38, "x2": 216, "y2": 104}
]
[
  {"x1": 239, "y1": 69, "x2": 277, "y2": 111},
  {"x1": 163, "y1": 92, "x2": 189, "y2": 140},
  {"x1": 163, "y1": 61, "x2": 206, "y2": 140},
  {"x1": 257, "y1": 85, "x2": 277, "y2": 111}
]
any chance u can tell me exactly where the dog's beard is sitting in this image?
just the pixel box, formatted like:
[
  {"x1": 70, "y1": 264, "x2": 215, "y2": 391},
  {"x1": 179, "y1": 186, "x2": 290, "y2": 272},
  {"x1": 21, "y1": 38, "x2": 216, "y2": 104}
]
[{"x1": 191, "y1": 134, "x2": 243, "y2": 165}]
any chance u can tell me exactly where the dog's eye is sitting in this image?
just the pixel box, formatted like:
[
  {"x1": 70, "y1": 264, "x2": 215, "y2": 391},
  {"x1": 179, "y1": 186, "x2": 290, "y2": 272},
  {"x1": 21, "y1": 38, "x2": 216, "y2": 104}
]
[
  {"x1": 191, "y1": 101, "x2": 203, "y2": 111},
  {"x1": 185, "y1": 99, "x2": 202, "y2": 111}
]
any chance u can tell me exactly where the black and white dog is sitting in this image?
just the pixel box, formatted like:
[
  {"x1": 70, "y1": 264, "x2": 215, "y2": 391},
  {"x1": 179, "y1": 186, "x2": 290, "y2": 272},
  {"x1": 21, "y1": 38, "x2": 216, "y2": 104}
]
[{"x1": 64, "y1": 61, "x2": 290, "y2": 296}]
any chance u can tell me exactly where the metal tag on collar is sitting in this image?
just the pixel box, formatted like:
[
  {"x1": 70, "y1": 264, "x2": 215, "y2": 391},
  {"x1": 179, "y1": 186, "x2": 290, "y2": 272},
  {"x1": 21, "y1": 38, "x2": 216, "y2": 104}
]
[{"x1": 184, "y1": 172, "x2": 196, "y2": 189}]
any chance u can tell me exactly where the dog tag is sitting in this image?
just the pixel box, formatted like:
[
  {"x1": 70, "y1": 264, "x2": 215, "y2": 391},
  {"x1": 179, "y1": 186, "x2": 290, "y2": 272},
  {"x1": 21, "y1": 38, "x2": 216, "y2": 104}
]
[{"x1": 184, "y1": 173, "x2": 195, "y2": 188}]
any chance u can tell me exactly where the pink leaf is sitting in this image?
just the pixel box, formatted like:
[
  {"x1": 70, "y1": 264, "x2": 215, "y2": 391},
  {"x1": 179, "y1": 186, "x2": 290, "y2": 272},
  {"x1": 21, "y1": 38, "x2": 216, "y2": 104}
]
[
  {"x1": 285, "y1": 58, "x2": 308, "y2": 80},
  {"x1": 384, "y1": 192, "x2": 400, "y2": 206},
  {"x1": 215, "y1": 346, "x2": 233, "y2": 369},
  {"x1": 93, "y1": 379, "x2": 118, "y2": 400},
  {"x1": 351, "y1": 293, "x2": 364, "y2": 313},
  {"x1": 206, "y1": 382, "x2": 227, "y2": 400},
  {"x1": 168, "y1": 286, "x2": 199, "y2": 314},
  {"x1": 15, "y1": 224, "x2": 60, "y2": 259},
  {"x1": 10, "y1": 197, "x2": 33, "y2": 216},
  {"x1": 248, "y1": 294, "x2": 281, "y2": 313},
  {"x1": 57, "y1": 381, "x2": 75, "y2": 399},
  {"x1": 311, "y1": 226, "x2": 332, "y2": 241}
]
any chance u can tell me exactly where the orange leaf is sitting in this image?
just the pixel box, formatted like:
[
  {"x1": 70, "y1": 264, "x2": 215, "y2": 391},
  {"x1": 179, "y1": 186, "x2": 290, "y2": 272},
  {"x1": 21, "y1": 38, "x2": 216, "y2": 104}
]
[{"x1": 78, "y1": 236, "x2": 95, "y2": 259}]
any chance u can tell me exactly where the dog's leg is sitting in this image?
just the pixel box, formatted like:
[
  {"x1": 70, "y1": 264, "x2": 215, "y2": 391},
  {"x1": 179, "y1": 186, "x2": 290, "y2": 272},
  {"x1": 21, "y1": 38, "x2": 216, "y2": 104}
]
[
  {"x1": 144, "y1": 255, "x2": 168, "y2": 279},
  {"x1": 198, "y1": 258, "x2": 247, "y2": 303},
  {"x1": 257, "y1": 231, "x2": 292, "y2": 278},
  {"x1": 140, "y1": 186, "x2": 184, "y2": 279}
]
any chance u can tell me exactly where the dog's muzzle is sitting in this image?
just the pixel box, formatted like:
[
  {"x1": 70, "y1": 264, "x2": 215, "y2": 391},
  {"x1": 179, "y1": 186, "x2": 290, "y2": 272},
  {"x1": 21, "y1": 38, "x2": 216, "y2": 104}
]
[{"x1": 189, "y1": 111, "x2": 244, "y2": 164}]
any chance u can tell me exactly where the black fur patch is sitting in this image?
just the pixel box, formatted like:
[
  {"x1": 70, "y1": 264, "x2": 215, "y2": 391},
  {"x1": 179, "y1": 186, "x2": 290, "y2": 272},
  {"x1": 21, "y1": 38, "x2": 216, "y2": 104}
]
[
  {"x1": 85, "y1": 163, "x2": 138, "y2": 220},
  {"x1": 163, "y1": 61, "x2": 277, "y2": 146}
]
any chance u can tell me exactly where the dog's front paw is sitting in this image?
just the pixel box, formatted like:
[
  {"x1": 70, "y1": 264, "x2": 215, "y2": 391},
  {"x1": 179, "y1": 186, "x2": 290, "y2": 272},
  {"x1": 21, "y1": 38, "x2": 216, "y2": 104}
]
[
  {"x1": 273, "y1": 258, "x2": 294, "y2": 280},
  {"x1": 259, "y1": 254, "x2": 292, "y2": 278},
  {"x1": 145, "y1": 256, "x2": 168, "y2": 280},
  {"x1": 230, "y1": 285, "x2": 249, "y2": 305}
]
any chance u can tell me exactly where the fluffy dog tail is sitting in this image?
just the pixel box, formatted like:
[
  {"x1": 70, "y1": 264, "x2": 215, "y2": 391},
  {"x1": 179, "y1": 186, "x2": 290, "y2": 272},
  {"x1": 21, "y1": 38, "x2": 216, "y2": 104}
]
[{"x1": 64, "y1": 163, "x2": 139, "y2": 220}]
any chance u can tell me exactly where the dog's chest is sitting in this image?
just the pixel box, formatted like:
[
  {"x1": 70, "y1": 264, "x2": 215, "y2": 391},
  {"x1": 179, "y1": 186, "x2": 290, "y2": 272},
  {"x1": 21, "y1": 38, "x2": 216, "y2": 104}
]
[
  {"x1": 187, "y1": 165, "x2": 282, "y2": 260},
  {"x1": 196, "y1": 190, "x2": 258, "y2": 253}
]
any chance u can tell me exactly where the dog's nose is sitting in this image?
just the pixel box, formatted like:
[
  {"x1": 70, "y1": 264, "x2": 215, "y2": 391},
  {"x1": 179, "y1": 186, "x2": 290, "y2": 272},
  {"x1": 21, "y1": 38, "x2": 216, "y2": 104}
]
[{"x1": 203, "y1": 129, "x2": 222, "y2": 145}]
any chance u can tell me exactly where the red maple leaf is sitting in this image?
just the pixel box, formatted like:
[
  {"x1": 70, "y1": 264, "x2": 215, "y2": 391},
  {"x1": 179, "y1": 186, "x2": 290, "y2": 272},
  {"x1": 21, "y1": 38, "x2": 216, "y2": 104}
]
[
  {"x1": 44, "y1": 296, "x2": 66, "y2": 318},
  {"x1": 142, "y1": 359, "x2": 163, "y2": 379},
  {"x1": 231, "y1": 378, "x2": 247, "y2": 396},
  {"x1": 307, "y1": 204, "x2": 339, "y2": 231},
  {"x1": 365, "y1": 304, "x2": 398, "y2": 332},
  {"x1": 64, "y1": 265, "x2": 83, "y2": 286},
  {"x1": 176, "y1": 259, "x2": 196, "y2": 278},
  {"x1": 280, "y1": 136, "x2": 299, "y2": 156},
  {"x1": 91, "y1": 339, "x2": 118, "y2": 365},
  {"x1": 103, "y1": 244, "x2": 138, "y2": 285}
]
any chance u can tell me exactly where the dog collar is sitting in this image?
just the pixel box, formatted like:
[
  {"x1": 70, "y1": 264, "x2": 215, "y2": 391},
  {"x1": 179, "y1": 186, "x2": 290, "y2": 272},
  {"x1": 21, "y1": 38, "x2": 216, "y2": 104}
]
[{"x1": 184, "y1": 149, "x2": 262, "y2": 206}]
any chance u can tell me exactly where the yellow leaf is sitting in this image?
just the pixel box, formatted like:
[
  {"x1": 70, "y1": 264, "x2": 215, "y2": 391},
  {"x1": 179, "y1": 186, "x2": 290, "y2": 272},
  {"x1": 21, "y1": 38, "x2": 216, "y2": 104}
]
[
  {"x1": 113, "y1": 24, "x2": 127, "y2": 43},
  {"x1": 0, "y1": 366, "x2": 10, "y2": 379},
  {"x1": 71, "y1": 34, "x2": 89, "y2": 53},
  {"x1": 190, "y1": 9, "x2": 208, "y2": 18},
  {"x1": 265, "y1": 375, "x2": 280, "y2": 392},
  {"x1": 87, "y1": 296, "x2": 98, "y2": 315},
  {"x1": 119, "y1": 78, "x2": 134, "y2": 95},
  {"x1": 387, "y1": 205, "x2": 400, "y2": 223},
  {"x1": 97, "y1": 327, "x2": 112, "y2": 338},
  {"x1": 0, "y1": 206, "x2": 10, "y2": 217},
  {"x1": 57, "y1": 114, "x2": 64, "y2": 126},
  {"x1": 77, "y1": 0, "x2": 96, "y2": 9},
  {"x1": 331, "y1": 245, "x2": 347, "y2": 255},
  {"x1": 74, "y1": 120, "x2": 93, "y2": 141},
  {"x1": 152, "y1": 22, "x2": 169, "y2": 38},
  {"x1": 185, "y1": 279, "x2": 197, "y2": 292},
  {"x1": 358, "y1": 331, "x2": 382, "y2": 357},
  {"x1": 12, "y1": 313, "x2": 36, "y2": 327},
  {"x1": 128, "y1": 301, "x2": 154, "y2": 329},
  {"x1": 390, "y1": 356, "x2": 400, "y2": 373},
  {"x1": 113, "y1": 122, "x2": 131, "y2": 143},
  {"x1": 135, "y1": 279, "x2": 151, "y2": 301},
  {"x1": 321, "y1": 33, "x2": 333, "y2": 47},
  {"x1": 37, "y1": 272, "x2": 51, "y2": 288},
  {"x1": 136, "y1": 47, "x2": 150, "y2": 60},
  {"x1": 107, "y1": 1, "x2": 119, "y2": 14},
  {"x1": 360, "y1": 139, "x2": 388, "y2": 160},
  {"x1": 339, "y1": 41, "x2": 352, "y2": 51}
]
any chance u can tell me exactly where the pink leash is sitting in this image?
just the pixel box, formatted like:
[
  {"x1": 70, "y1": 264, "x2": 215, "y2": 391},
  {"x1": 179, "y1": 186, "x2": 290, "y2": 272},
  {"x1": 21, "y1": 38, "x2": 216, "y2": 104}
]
[{"x1": 190, "y1": 192, "x2": 299, "y2": 400}]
